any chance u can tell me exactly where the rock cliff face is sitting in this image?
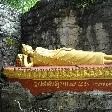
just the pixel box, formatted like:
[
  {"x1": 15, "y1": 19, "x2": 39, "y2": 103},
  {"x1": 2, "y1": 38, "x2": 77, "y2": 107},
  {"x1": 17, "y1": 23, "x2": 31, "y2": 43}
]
[
  {"x1": 83, "y1": 0, "x2": 112, "y2": 54},
  {"x1": 0, "y1": 4, "x2": 21, "y2": 67},
  {"x1": 1, "y1": 1, "x2": 112, "y2": 112},
  {"x1": 22, "y1": 0, "x2": 112, "y2": 54},
  {"x1": 2, "y1": 84, "x2": 112, "y2": 112}
]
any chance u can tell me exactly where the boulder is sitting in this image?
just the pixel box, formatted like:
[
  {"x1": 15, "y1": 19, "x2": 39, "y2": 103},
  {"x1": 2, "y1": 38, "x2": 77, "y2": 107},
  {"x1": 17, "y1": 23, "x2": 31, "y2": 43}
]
[{"x1": 0, "y1": 4, "x2": 21, "y2": 67}]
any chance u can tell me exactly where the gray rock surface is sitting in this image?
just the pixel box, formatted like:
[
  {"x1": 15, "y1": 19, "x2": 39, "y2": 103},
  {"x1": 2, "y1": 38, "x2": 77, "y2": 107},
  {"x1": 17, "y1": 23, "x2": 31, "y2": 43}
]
[
  {"x1": 1, "y1": 82, "x2": 112, "y2": 112},
  {"x1": 1, "y1": 82, "x2": 33, "y2": 112},
  {"x1": 22, "y1": 0, "x2": 112, "y2": 54},
  {"x1": 0, "y1": 4, "x2": 21, "y2": 67},
  {"x1": 31, "y1": 91, "x2": 112, "y2": 112},
  {"x1": 1, "y1": 1, "x2": 112, "y2": 112}
]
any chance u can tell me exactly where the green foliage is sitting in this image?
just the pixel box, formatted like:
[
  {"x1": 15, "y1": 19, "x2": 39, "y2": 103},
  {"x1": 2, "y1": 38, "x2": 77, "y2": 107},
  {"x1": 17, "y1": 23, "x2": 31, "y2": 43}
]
[
  {"x1": 0, "y1": 0, "x2": 102, "y2": 13},
  {"x1": 5, "y1": 37, "x2": 16, "y2": 46},
  {"x1": 1, "y1": 0, "x2": 40, "y2": 13}
]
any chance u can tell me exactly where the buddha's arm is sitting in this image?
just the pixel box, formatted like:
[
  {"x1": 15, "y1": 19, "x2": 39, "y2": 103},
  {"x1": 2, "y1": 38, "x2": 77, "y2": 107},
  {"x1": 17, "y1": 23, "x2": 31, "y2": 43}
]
[{"x1": 23, "y1": 55, "x2": 33, "y2": 67}]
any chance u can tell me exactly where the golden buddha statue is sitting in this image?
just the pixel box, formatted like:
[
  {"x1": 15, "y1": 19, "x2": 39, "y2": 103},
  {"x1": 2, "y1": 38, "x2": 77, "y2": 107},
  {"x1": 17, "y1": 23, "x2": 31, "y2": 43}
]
[{"x1": 16, "y1": 44, "x2": 112, "y2": 67}]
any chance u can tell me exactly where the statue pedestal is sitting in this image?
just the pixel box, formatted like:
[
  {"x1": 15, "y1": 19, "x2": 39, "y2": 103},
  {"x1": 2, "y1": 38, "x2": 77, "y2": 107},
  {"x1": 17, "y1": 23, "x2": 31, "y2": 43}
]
[{"x1": 4, "y1": 65, "x2": 112, "y2": 95}]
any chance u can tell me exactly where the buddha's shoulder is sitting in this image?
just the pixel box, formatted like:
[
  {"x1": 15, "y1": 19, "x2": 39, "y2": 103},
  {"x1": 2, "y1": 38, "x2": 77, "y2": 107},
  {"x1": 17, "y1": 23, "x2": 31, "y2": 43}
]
[
  {"x1": 59, "y1": 47, "x2": 75, "y2": 51},
  {"x1": 35, "y1": 47, "x2": 47, "y2": 51},
  {"x1": 34, "y1": 47, "x2": 52, "y2": 56}
]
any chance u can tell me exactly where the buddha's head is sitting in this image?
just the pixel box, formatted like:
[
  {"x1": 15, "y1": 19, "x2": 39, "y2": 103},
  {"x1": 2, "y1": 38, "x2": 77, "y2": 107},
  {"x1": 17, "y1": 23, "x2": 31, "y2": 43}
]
[
  {"x1": 16, "y1": 54, "x2": 33, "y2": 67},
  {"x1": 22, "y1": 44, "x2": 34, "y2": 56}
]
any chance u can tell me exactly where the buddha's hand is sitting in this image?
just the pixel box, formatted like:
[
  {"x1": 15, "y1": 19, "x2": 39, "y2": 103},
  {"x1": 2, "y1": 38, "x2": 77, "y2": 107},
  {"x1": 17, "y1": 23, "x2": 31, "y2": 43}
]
[
  {"x1": 16, "y1": 54, "x2": 33, "y2": 67},
  {"x1": 23, "y1": 55, "x2": 33, "y2": 67},
  {"x1": 22, "y1": 44, "x2": 34, "y2": 57}
]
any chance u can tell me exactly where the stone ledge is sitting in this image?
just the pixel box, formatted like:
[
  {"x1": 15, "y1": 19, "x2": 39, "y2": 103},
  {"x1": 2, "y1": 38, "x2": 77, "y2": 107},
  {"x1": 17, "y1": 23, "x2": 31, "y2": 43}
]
[{"x1": 3, "y1": 65, "x2": 112, "y2": 80}]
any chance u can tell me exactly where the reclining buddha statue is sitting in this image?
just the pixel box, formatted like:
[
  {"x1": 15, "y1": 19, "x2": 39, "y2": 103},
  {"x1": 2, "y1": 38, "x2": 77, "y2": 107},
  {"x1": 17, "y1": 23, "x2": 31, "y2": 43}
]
[{"x1": 16, "y1": 44, "x2": 112, "y2": 67}]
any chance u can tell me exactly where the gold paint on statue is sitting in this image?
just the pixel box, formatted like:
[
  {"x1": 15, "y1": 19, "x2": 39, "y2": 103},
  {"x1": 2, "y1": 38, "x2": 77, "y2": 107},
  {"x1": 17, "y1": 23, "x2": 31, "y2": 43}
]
[{"x1": 15, "y1": 44, "x2": 112, "y2": 67}]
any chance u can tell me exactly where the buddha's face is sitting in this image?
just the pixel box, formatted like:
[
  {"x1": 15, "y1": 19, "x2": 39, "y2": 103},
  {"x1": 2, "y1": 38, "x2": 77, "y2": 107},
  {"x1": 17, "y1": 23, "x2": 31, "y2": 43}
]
[
  {"x1": 16, "y1": 54, "x2": 24, "y2": 66},
  {"x1": 22, "y1": 44, "x2": 34, "y2": 55}
]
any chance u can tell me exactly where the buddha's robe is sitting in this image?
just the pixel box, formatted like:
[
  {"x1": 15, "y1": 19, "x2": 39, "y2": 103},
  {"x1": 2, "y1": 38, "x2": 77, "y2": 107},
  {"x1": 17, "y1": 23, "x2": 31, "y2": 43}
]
[{"x1": 33, "y1": 47, "x2": 105, "y2": 66}]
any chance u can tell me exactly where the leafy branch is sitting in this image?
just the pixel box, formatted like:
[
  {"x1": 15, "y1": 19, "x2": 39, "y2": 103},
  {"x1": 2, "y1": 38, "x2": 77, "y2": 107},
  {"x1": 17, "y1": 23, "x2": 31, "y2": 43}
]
[
  {"x1": 0, "y1": 0, "x2": 40, "y2": 13},
  {"x1": 0, "y1": 0, "x2": 104, "y2": 13}
]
